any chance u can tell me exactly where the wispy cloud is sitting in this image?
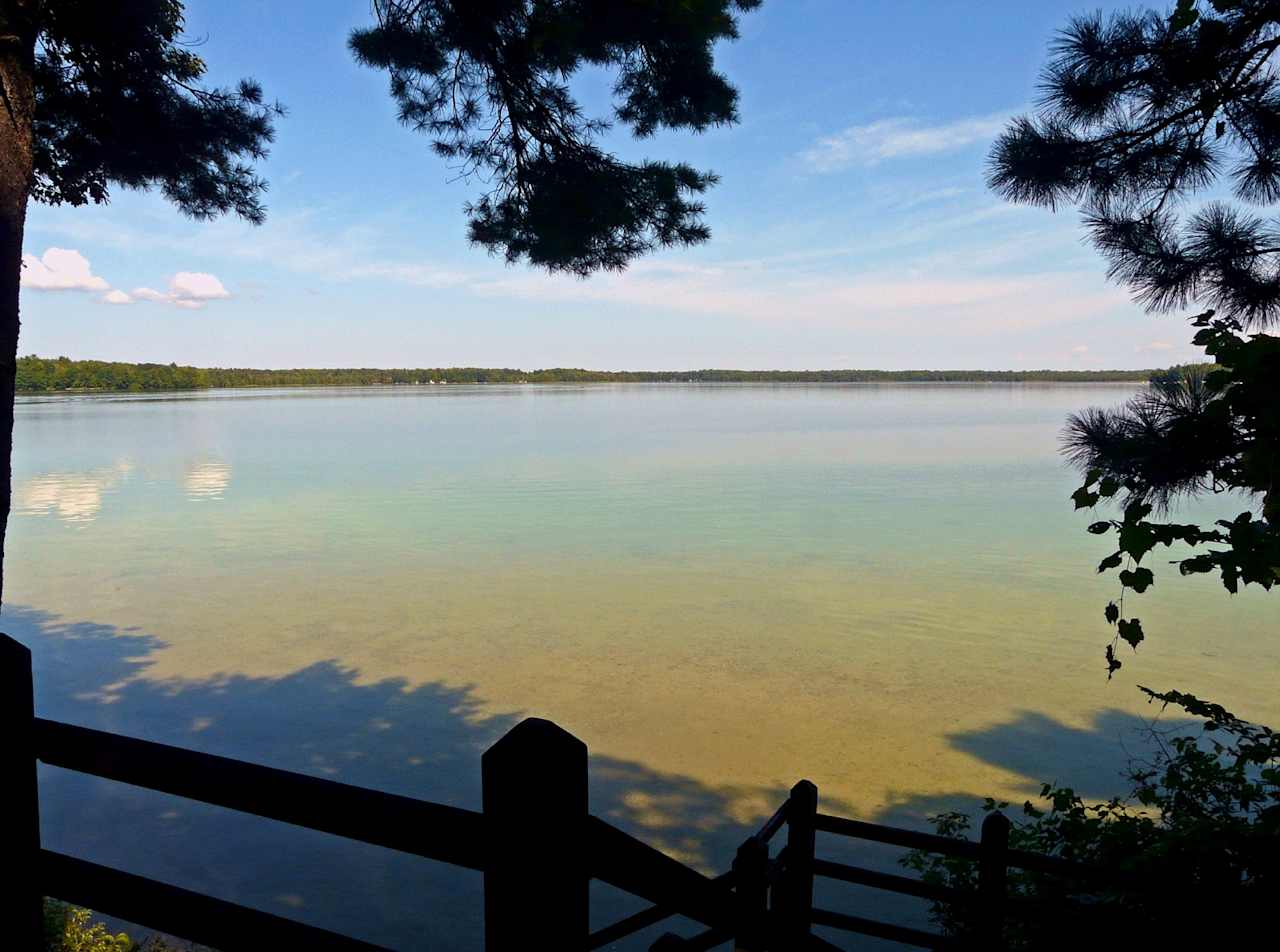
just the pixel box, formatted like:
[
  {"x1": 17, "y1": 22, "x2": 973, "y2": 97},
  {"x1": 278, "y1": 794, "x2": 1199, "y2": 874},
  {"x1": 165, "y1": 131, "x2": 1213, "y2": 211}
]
[
  {"x1": 801, "y1": 111, "x2": 1011, "y2": 172},
  {"x1": 343, "y1": 262, "x2": 470, "y2": 289},
  {"x1": 895, "y1": 186, "x2": 970, "y2": 210},
  {"x1": 1135, "y1": 340, "x2": 1174, "y2": 353},
  {"x1": 21, "y1": 248, "x2": 110, "y2": 292},
  {"x1": 479, "y1": 258, "x2": 1128, "y2": 337}
]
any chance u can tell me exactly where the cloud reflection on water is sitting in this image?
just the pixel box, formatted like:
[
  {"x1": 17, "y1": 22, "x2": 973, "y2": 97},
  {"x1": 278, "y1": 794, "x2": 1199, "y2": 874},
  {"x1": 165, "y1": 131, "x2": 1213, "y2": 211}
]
[
  {"x1": 183, "y1": 460, "x2": 232, "y2": 500},
  {"x1": 15, "y1": 460, "x2": 133, "y2": 524}
]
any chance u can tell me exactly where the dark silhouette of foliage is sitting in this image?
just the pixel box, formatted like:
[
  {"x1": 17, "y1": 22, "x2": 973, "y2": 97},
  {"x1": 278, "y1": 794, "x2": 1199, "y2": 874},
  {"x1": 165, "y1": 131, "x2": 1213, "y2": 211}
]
[
  {"x1": 348, "y1": 0, "x2": 760, "y2": 276},
  {"x1": 904, "y1": 690, "x2": 1280, "y2": 948},
  {"x1": 0, "y1": 1, "x2": 279, "y2": 609},
  {"x1": 29, "y1": 0, "x2": 281, "y2": 222},
  {"x1": 989, "y1": 0, "x2": 1280, "y2": 669}
]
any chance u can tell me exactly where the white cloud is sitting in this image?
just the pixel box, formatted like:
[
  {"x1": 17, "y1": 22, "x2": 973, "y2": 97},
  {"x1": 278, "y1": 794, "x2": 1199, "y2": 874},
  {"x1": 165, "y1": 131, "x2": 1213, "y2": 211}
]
[
  {"x1": 131, "y1": 272, "x2": 230, "y2": 309},
  {"x1": 20, "y1": 246, "x2": 231, "y2": 310},
  {"x1": 170, "y1": 271, "x2": 230, "y2": 301},
  {"x1": 801, "y1": 112, "x2": 1012, "y2": 172},
  {"x1": 1070, "y1": 345, "x2": 1089, "y2": 354},
  {"x1": 1135, "y1": 340, "x2": 1174, "y2": 353},
  {"x1": 21, "y1": 248, "x2": 110, "y2": 292}
]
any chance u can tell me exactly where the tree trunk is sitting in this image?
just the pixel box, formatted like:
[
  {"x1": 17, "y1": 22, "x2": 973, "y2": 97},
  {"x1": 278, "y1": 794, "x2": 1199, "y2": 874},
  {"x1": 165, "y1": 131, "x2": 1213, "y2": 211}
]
[{"x1": 0, "y1": 2, "x2": 39, "y2": 611}]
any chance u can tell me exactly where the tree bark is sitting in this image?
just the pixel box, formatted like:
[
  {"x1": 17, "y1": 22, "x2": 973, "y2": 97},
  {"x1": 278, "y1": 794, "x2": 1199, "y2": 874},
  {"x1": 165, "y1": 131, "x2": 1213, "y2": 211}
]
[{"x1": 0, "y1": 1, "x2": 39, "y2": 611}]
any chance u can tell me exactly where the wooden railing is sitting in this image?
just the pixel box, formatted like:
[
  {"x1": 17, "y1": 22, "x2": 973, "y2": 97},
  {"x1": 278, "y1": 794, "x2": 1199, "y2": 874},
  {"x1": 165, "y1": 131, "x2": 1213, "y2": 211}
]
[{"x1": 2, "y1": 633, "x2": 1096, "y2": 950}]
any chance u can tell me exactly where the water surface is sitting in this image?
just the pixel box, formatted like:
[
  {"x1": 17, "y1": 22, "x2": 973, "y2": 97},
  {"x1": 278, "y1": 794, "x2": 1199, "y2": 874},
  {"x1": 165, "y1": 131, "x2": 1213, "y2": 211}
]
[{"x1": 8, "y1": 384, "x2": 1277, "y2": 947}]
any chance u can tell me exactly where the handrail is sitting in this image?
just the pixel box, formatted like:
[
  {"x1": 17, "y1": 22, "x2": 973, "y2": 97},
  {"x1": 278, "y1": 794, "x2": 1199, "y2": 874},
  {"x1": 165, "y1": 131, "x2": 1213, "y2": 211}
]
[
  {"x1": 814, "y1": 810, "x2": 1098, "y2": 880},
  {"x1": 587, "y1": 816, "x2": 737, "y2": 930},
  {"x1": 756, "y1": 799, "x2": 789, "y2": 843},
  {"x1": 815, "y1": 812, "x2": 982, "y2": 861},
  {"x1": 810, "y1": 906, "x2": 950, "y2": 949},
  {"x1": 39, "y1": 849, "x2": 392, "y2": 952},
  {"x1": 586, "y1": 871, "x2": 733, "y2": 949},
  {"x1": 35, "y1": 717, "x2": 485, "y2": 870},
  {"x1": 812, "y1": 858, "x2": 966, "y2": 904},
  {"x1": 651, "y1": 925, "x2": 732, "y2": 950}
]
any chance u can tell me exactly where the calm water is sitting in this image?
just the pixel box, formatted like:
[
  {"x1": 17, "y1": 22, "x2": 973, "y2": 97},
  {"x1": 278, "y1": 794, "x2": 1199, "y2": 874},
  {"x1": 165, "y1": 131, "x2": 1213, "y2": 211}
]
[{"x1": 7, "y1": 384, "x2": 1278, "y2": 947}]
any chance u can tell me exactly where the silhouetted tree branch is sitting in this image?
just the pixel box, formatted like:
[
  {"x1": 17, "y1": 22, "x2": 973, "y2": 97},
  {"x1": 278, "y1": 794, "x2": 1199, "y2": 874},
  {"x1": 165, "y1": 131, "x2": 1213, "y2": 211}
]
[
  {"x1": 991, "y1": 0, "x2": 1280, "y2": 670},
  {"x1": 349, "y1": 0, "x2": 760, "y2": 276}
]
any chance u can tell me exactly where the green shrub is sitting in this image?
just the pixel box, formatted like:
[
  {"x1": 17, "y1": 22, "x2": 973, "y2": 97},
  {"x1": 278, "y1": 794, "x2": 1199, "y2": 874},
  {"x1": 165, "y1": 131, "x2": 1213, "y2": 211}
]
[
  {"x1": 43, "y1": 903, "x2": 132, "y2": 952},
  {"x1": 42, "y1": 902, "x2": 194, "y2": 952},
  {"x1": 903, "y1": 691, "x2": 1280, "y2": 948}
]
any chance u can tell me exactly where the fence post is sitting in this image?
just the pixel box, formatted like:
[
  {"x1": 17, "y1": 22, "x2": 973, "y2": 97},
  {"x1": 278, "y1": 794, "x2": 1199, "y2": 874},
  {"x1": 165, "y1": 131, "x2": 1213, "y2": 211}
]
[
  {"x1": 777, "y1": 780, "x2": 817, "y2": 944},
  {"x1": 977, "y1": 811, "x2": 1010, "y2": 951},
  {"x1": 1, "y1": 634, "x2": 42, "y2": 950},
  {"x1": 482, "y1": 717, "x2": 589, "y2": 951},
  {"x1": 732, "y1": 835, "x2": 769, "y2": 951}
]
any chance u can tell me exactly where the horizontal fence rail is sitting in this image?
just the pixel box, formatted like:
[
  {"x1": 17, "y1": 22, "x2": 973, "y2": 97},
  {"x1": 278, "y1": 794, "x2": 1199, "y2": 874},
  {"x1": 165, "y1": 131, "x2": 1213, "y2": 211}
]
[
  {"x1": 4, "y1": 633, "x2": 1109, "y2": 951},
  {"x1": 35, "y1": 717, "x2": 487, "y2": 870},
  {"x1": 40, "y1": 850, "x2": 393, "y2": 952}
]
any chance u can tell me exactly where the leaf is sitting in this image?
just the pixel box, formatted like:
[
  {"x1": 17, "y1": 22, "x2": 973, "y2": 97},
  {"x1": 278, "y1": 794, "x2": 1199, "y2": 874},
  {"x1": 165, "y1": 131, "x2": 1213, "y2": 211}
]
[
  {"x1": 1105, "y1": 643, "x2": 1122, "y2": 678},
  {"x1": 1123, "y1": 500, "x2": 1153, "y2": 523},
  {"x1": 1071, "y1": 486, "x2": 1100, "y2": 510},
  {"x1": 1119, "y1": 567, "x2": 1155, "y2": 593},
  {"x1": 1118, "y1": 522, "x2": 1157, "y2": 563},
  {"x1": 1118, "y1": 617, "x2": 1145, "y2": 648},
  {"x1": 1222, "y1": 561, "x2": 1239, "y2": 594},
  {"x1": 1179, "y1": 553, "x2": 1217, "y2": 575},
  {"x1": 1098, "y1": 551, "x2": 1123, "y2": 572},
  {"x1": 1105, "y1": 601, "x2": 1120, "y2": 624},
  {"x1": 1087, "y1": 521, "x2": 1112, "y2": 535},
  {"x1": 1098, "y1": 476, "x2": 1121, "y2": 498}
]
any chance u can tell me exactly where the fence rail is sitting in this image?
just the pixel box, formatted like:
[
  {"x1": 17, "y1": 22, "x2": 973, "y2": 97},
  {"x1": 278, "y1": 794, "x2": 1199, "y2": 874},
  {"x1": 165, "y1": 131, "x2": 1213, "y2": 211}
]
[
  {"x1": 34, "y1": 716, "x2": 486, "y2": 870},
  {"x1": 3, "y1": 632, "x2": 1099, "y2": 950}
]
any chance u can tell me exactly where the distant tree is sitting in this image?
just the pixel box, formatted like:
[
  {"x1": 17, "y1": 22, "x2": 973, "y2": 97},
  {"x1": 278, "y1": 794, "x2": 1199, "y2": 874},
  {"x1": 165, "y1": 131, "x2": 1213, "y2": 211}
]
[
  {"x1": 0, "y1": 0, "x2": 279, "y2": 607},
  {"x1": 989, "y1": 0, "x2": 1280, "y2": 672},
  {"x1": 349, "y1": 0, "x2": 760, "y2": 276}
]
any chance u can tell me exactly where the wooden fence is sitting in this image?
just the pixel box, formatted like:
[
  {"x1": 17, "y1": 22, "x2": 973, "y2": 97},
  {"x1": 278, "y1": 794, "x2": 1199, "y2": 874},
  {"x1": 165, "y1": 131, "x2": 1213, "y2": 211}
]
[{"x1": 1, "y1": 633, "x2": 1096, "y2": 950}]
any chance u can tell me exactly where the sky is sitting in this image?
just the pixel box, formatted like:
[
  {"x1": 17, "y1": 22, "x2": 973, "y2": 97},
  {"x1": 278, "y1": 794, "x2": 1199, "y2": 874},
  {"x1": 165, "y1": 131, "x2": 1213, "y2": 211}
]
[{"x1": 18, "y1": 0, "x2": 1203, "y2": 371}]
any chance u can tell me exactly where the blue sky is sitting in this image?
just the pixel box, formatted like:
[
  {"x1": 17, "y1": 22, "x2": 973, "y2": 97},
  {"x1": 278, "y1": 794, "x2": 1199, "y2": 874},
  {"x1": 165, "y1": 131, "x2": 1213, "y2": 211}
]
[{"x1": 18, "y1": 0, "x2": 1200, "y2": 370}]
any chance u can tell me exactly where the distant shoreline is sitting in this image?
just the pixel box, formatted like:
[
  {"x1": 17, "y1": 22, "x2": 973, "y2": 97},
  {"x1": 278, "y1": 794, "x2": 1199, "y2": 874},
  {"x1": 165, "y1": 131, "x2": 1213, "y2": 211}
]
[{"x1": 16, "y1": 356, "x2": 1183, "y2": 394}]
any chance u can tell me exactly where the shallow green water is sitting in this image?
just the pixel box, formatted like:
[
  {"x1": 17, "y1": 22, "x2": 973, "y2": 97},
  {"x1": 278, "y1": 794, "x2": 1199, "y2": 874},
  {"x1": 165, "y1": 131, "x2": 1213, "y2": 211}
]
[{"x1": 7, "y1": 383, "x2": 1276, "y2": 947}]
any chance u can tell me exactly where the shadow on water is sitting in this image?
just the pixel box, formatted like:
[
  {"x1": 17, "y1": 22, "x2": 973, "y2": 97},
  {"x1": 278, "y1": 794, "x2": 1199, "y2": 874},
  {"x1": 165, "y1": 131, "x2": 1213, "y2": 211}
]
[{"x1": 4, "y1": 605, "x2": 1199, "y2": 950}]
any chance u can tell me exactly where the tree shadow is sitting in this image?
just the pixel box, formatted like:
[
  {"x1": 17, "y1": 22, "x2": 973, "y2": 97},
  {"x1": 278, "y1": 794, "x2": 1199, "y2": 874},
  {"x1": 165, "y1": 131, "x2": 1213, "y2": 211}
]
[
  {"x1": 4, "y1": 604, "x2": 1203, "y2": 950},
  {"x1": 5, "y1": 605, "x2": 794, "y2": 949}
]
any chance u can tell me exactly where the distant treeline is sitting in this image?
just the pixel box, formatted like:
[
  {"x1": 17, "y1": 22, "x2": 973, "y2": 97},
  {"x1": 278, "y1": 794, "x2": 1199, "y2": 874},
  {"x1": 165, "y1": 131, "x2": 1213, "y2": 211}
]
[{"x1": 15, "y1": 355, "x2": 1185, "y2": 393}]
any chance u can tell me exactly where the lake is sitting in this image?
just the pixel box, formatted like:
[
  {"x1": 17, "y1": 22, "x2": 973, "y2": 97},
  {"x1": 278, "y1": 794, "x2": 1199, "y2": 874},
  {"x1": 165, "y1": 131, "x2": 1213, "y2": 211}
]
[{"x1": 7, "y1": 383, "x2": 1278, "y2": 947}]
